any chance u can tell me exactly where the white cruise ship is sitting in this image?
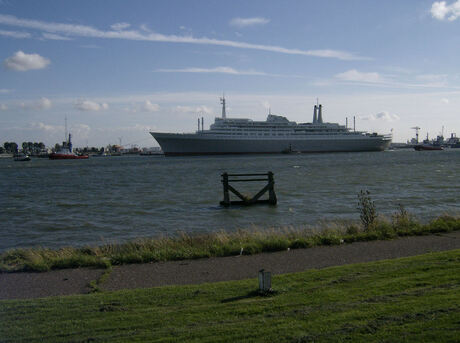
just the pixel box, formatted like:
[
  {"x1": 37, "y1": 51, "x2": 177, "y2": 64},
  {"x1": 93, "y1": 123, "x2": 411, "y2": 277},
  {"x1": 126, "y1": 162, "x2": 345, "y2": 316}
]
[{"x1": 150, "y1": 97, "x2": 392, "y2": 156}]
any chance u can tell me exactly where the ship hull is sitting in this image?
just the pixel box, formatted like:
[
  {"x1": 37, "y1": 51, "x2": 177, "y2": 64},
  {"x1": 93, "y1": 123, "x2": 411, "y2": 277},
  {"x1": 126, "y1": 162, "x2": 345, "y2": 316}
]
[
  {"x1": 49, "y1": 153, "x2": 89, "y2": 159},
  {"x1": 151, "y1": 133, "x2": 391, "y2": 156},
  {"x1": 414, "y1": 145, "x2": 443, "y2": 151}
]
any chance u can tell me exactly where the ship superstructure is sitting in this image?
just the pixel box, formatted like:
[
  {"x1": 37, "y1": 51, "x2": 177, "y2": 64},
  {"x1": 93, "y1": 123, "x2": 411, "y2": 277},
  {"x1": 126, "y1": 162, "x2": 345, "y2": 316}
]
[{"x1": 151, "y1": 97, "x2": 392, "y2": 156}]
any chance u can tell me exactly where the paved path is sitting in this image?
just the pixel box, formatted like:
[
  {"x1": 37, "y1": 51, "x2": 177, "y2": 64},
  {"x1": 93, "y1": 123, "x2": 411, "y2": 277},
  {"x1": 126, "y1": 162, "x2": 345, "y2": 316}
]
[{"x1": 1, "y1": 231, "x2": 459, "y2": 300}]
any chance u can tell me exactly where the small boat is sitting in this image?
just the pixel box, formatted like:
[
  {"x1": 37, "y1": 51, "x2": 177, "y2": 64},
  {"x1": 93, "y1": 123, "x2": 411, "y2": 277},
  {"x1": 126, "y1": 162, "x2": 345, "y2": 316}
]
[
  {"x1": 281, "y1": 144, "x2": 300, "y2": 154},
  {"x1": 49, "y1": 133, "x2": 89, "y2": 160},
  {"x1": 13, "y1": 152, "x2": 31, "y2": 161}
]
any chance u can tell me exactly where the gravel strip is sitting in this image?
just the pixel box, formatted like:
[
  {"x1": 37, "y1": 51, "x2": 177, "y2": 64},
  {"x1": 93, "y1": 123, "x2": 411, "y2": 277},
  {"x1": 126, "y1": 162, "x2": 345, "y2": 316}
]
[
  {"x1": 103, "y1": 232, "x2": 460, "y2": 291},
  {"x1": 1, "y1": 232, "x2": 459, "y2": 300}
]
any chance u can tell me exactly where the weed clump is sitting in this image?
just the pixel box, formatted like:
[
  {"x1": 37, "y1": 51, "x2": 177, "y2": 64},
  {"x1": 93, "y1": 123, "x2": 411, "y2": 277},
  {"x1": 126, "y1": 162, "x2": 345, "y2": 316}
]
[{"x1": 357, "y1": 190, "x2": 377, "y2": 231}]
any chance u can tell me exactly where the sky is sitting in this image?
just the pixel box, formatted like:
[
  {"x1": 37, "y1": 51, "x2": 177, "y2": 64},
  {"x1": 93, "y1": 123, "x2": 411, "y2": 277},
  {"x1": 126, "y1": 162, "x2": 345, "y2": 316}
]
[{"x1": 1, "y1": 0, "x2": 460, "y2": 147}]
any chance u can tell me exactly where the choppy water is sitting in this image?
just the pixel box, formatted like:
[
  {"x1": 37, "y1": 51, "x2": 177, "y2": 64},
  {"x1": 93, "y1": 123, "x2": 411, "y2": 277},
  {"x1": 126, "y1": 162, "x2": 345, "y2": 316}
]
[{"x1": 1, "y1": 150, "x2": 459, "y2": 251}]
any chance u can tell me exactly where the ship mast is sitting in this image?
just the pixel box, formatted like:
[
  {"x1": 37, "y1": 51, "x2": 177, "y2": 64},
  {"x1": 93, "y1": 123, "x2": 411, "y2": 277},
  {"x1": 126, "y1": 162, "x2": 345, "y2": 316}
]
[
  {"x1": 65, "y1": 116, "x2": 68, "y2": 143},
  {"x1": 220, "y1": 94, "x2": 226, "y2": 119}
]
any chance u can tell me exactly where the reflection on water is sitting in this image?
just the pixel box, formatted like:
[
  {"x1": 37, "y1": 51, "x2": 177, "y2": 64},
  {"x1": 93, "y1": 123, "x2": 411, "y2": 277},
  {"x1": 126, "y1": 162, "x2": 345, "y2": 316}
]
[{"x1": 1, "y1": 150, "x2": 459, "y2": 250}]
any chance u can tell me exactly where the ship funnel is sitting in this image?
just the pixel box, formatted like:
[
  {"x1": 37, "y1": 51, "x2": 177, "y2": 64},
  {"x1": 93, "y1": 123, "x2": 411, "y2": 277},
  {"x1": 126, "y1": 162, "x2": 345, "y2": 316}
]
[
  {"x1": 68, "y1": 133, "x2": 72, "y2": 153},
  {"x1": 313, "y1": 105, "x2": 318, "y2": 123},
  {"x1": 318, "y1": 104, "x2": 323, "y2": 123}
]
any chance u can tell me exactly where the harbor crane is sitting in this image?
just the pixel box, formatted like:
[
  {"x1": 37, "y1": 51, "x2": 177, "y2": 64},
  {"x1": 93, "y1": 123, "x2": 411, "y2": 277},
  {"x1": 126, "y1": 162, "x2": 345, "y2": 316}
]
[{"x1": 411, "y1": 126, "x2": 420, "y2": 144}]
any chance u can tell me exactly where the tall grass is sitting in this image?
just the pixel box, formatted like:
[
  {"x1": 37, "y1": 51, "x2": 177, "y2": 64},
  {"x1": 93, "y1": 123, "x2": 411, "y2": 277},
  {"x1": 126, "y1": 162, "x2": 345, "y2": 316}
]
[{"x1": 1, "y1": 213, "x2": 459, "y2": 272}]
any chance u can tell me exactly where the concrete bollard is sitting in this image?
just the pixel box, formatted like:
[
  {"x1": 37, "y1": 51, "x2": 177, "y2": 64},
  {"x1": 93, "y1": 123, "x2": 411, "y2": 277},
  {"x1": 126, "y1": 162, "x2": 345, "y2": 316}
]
[{"x1": 258, "y1": 269, "x2": 271, "y2": 292}]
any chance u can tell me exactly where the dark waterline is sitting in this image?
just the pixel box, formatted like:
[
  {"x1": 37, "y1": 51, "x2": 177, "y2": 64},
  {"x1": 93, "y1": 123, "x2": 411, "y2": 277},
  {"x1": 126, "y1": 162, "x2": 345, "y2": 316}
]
[{"x1": 1, "y1": 150, "x2": 459, "y2": 251}]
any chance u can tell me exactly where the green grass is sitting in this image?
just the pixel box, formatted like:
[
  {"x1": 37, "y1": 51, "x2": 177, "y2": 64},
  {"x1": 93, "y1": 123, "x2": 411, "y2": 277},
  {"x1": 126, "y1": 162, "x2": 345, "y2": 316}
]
[
  {"x1": 1, "y1": 250, "x2": 459, "y2": 342},
  {"x1": 1, "y1": 214, "x2": 459, "y2": 272}
]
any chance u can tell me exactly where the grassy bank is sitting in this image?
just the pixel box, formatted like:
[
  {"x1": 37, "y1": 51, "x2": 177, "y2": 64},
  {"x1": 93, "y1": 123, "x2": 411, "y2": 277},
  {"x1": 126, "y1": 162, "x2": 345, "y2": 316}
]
[
  {"x1": 1, "y1": 214, "x2": 460, "y2": 272},
  {"x1": 1, "y1": 250, "x2": 459, "y2": 342}
]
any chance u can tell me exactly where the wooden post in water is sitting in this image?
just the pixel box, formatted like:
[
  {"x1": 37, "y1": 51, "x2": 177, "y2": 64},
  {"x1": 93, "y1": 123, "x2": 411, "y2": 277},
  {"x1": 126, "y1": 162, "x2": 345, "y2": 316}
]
[
  {"x1": 220, "y1": 171, "x2": 277, "y2": 206},
  {"x1": 268, "y1": 171, "x2": 277, "y2": 205},
  {"x1": 222, "y1": 172, "x2": 230, "y2": 206}
]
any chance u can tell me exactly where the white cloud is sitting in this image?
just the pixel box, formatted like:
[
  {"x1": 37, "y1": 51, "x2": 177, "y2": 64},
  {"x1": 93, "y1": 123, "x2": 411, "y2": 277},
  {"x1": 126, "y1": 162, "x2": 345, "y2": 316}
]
[
  {"x1": 143, "y1": 100, "x2": 159, "y2": 112},
  {"x1": 111, "y1": 22, "x2": 130, "y2": 31},
  {"x1": 376, "y1": 112, "x2": 400, "y2": 121},
  {"x1": 39, "y1": 97, "x2": 52, "y2": 109},
  {"x1": 124, "y1": 100, "x2": 160, "y2": 113},
  {"x1": 416, "y1": 74, "x2": 447, "y2": 81},
  {"x1": 431, "y1": 1, "x2": 460, "y2": 20},
  {"x1": 155, "y1": 66, "x2": 301, "y2": 78},
  {"x1": 361, "y1": 111, "x2": 400, "y2": 122},
  {"x1": 326, "y1": 70, "x2": 454, "y2": 90},
  {"x1": 21, "y1": 97, "x2": 52, "y2": 110},
  {"x1": 229, "y1": 17, "x2": 270, "y2": 28},
  {"x1": 441, "y1": 98, "x2": 449, "y2": 103},
  {"x1": 0, "y1": 14, "x2": 367, "y2": 61},
  {"x1": 75, "y1": 100, "x2": 109, "y2": 111},
  {"x1": 196, "y1": 105, "x2": 212, "y2": 114},
  {"x1": 70, "y1": 123, "x2": 91, "y2": 139},
  {"x1": 100, "y1": 124, "x2": 153, "y2": 133},
  {"x1": 178, "y1": 25, "x2": 192, "y2": 33},
  {"x1": 335, "y1": 69, "x2": 385, "y2": 83},
  {"x1": 156, "y1": 66, "x2": 270, "y2": 76},
  {"x1": 0, "y1": 29, "x2": 31, "y2": 38},
  {"x1": 139, "y1": 24, "x2": 151, "y2": 32},
  {"x1": 0, "y1": 88, "x2": 11, "y2": 94},
  {"x1": 382, "y1": 66, "x2": 414, "y2": 74},
  {"x1": 174, "y1": 105, "x2": 195, "y2": 113},
  {"x1": 25, "y1": 122, "x2": 90, "y2": 141},
  {"x1": 415, "y1": 73, "x2": 448, "y2": 87},
  {"x1": 32, "y1": 122, "x2": 56, "y2": 131},
  {"x1": 0, "y1": 104, "x2": 7, "y2": 110},
  {"x1": 3, "y1": 51, "x2": 50, "y2": 71},
  {"x1": 174, "y1": 105, "x2": 212, "y2": 114},
  {"x1": 431, "y1": 1, "x2": 450, "y2": 19},
  {"x1": 42, "y1": 32, "x2": 72, "y2": 40}
]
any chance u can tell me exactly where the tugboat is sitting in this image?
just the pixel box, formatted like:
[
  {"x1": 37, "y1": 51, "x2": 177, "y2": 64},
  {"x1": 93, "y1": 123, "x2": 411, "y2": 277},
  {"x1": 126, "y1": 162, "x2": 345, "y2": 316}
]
[
  {"x1": 414, "y1": 133, "x2": 443, "y2": 151},
  {"x1": 49, "y1": 133, "x2": 89, "y2": 160}
]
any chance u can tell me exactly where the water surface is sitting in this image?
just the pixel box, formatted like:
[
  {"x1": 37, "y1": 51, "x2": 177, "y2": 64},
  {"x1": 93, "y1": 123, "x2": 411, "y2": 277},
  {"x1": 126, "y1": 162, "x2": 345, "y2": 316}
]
[{"x1": 1, "y1": 150, "x2": 459, "y2": 251}]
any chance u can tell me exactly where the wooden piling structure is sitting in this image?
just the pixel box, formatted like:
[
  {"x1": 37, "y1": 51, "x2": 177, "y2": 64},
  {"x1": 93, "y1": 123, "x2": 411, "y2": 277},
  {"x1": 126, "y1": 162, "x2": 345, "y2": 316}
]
[{"x1": 220, "y1": 172, "x2": 277, "y2": 206}]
